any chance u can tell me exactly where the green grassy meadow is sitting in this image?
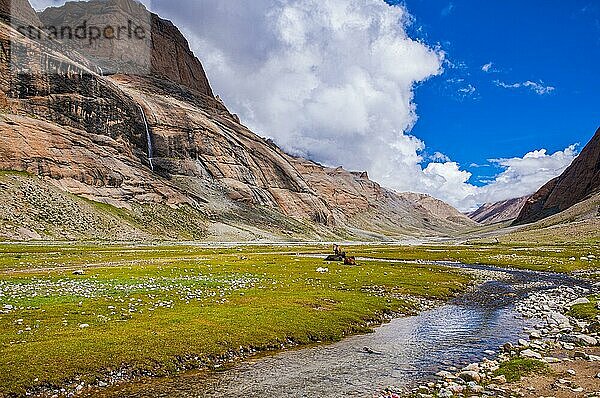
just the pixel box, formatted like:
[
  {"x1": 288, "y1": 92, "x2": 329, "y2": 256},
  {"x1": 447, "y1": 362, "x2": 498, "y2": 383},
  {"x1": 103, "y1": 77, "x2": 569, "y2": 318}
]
[
  {"x1": 0, "y1": 241, "x2": 598, "y2": 396},
  {"x1": 0, "y1": 243, "x2": 469, "y2": 396}
]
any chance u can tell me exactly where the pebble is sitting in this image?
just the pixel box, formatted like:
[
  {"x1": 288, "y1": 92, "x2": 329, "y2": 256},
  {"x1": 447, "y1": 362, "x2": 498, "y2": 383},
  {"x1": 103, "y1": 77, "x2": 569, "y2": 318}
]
[
  {"x1": 458, "y1": 370, "x2": 481, "y2": 383},
  {"x1": 415, "y1": 282, "x2": 600, "y2": 398},
  {"x1": 491, "y1": 375, "x2": 506, "y2": 384},
  {"x1": 79, "y1": 324, "x2": 90, "y2": 328},
  {"x1": 435, "y1": 371, "x2": 455, "y2": 379},
  {"x1": 562, "y1": 342, "x2": 576, "y2": 350}
]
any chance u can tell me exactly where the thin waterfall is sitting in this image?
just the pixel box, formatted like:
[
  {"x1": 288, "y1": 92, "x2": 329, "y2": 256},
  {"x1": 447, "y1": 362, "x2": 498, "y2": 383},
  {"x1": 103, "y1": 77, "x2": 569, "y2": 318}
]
[{"x1": 138, "y1": 104, "x2": 154, "y2": 171}]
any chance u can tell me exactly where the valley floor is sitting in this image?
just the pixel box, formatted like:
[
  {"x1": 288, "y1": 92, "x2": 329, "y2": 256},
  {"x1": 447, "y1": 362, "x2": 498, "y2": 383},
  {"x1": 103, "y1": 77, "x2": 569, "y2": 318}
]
[{"x1": 0, "y1": 242, "x2": 598, "y2": 397}]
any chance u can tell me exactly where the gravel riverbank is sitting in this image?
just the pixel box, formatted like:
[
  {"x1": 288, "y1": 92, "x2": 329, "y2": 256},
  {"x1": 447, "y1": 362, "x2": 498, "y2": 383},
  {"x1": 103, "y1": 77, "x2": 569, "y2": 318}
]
[{"x1": 397, "y1": 280, "x2": 600, "y2": 398}]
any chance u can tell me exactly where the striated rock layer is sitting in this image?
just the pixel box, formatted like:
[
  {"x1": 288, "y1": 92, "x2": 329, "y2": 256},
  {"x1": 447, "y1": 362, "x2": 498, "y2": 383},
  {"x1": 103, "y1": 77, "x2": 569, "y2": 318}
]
[
  {"x1": 0, "y1": 0, "x2": 476, "y2": 241},
  {"x1": 469, "y1": 195, "x2": 530, "y2": 225},
  {"x1": 514, "y1": 128, "x2": 600, "y2": 225}
]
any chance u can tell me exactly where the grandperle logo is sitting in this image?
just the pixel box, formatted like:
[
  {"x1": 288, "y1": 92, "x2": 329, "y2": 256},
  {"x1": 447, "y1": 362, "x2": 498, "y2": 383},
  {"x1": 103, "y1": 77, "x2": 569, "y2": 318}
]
[
  {"x1": 16, "y1": 20, "x2": 147, "y2": 45},
  {"x1": 9, "y1": 6, "x2": 153, "y2": 76}
]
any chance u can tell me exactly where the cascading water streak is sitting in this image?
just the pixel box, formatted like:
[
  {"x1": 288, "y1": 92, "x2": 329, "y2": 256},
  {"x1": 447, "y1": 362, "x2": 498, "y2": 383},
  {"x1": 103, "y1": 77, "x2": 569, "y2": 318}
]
[{"x1": 138, "y1": 104, "x2": 154, "y2": 171}]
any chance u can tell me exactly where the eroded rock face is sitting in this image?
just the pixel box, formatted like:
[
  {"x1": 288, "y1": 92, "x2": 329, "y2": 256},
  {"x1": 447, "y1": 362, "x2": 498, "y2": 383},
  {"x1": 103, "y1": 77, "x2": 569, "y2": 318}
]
[
  {"x1": 0, "y1": 0, "x2": 40, "y2": 26},
  {"x1": 38, "y1": 0, "x2": 213, "y2": 96},
  {"x1": 515, "y1": 128, "x2": 600, "y2": 225}
]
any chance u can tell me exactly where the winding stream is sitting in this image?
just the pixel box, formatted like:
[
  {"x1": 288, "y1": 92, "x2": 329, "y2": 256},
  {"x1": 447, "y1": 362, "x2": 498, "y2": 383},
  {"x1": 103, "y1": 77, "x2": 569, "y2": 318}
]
[{"x1": 97, "y1": 263, "x2": 593, "y2": 397}]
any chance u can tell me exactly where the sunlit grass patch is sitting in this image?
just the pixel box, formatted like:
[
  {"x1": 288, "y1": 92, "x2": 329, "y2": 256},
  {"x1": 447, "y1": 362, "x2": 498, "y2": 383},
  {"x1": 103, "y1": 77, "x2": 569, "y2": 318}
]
[
  {"x1": 568, "y1": 295, "x2": 599, "y2": 320},
  {"x1": 493, "y1": 358, "x2": 550, "y2": 382}
]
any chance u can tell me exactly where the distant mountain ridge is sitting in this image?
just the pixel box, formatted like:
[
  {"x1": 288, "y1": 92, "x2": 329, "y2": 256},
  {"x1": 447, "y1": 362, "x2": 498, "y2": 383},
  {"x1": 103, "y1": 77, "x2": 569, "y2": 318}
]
[
  {"x1": 468, "y1": 195, "x2": 530, "y2": 225},
  {"x1": 514, "y1": 127, "x2": 600, "y2": 225}
]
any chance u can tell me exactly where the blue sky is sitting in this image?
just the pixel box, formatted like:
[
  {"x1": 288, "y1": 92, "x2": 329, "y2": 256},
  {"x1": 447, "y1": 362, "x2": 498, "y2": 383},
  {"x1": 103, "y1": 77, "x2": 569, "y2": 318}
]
[{"x1": 394, "y1": 0, "x2": 600, "y2": 186}]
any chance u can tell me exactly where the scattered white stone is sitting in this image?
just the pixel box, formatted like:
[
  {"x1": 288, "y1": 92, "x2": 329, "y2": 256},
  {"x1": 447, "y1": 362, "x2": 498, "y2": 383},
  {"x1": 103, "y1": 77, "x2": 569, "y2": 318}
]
[
  {"x1": 464, "y1": 363, "x2": 480, "y2": 372},
  {"x1": 567, "y1": 298, "x2": 590, "y2": 307},
  {"x1": 492, "y1": 375, "x2": 506, "y2": 384},
  {"x1": 79, "y1": 324, "x2": 90, "y2": 329},
  {"x1": 562, "y1": 342, "x2": 575, "y2": 350},
  {"x1": 518, "y1": 338, "x2": 530, "y2": 347},
  {"x1": 574, "y1": 334, "x2": 597, "y2": 346},
  {"x1": 566, "y1": 369, "x2": 576, "y2": 376},
  {"x1": 435, "y1": 371, "x2": 456, "y2": 379},
  {"x1": 521, "y1": 349, "x2": 543, "y2": 359},
  {"x1": 316, "y1": 267, "x2": 329, "y2": 273}
]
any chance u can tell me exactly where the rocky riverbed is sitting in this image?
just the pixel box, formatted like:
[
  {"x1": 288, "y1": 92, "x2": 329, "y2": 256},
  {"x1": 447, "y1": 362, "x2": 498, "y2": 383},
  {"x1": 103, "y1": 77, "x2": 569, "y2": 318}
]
[{"x1": 404, "y1": 281, "x2": 600, "y2": 398}]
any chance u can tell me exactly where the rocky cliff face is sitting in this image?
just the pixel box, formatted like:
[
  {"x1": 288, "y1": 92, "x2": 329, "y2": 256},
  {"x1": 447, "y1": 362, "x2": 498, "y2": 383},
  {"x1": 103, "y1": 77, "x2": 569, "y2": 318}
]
[
  {"x1": 0, "y1": 0, "x2": 40, "y2": 26},
  {"x1": 39, "y1": 0, "x2": 213, "y2": 96},
  {"x1": 514, "y1": 127, "x2": 600, "y2": 225},
  {"x1": 469, "y1": 195, "x2": 530, "y2": 225},
  {"x1": 0, "y1": 0, "x2": 475, "y2": 241}
]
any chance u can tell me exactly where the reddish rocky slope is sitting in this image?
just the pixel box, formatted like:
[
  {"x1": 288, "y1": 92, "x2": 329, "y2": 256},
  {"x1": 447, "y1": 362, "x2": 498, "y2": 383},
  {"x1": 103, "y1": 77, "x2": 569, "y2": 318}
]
[
  {"x1": 514, "y1": 128, "x2": 600, "y2": 225},
  {"x1": 469, "y1": 196, "x2": 530, "y2": 225}
]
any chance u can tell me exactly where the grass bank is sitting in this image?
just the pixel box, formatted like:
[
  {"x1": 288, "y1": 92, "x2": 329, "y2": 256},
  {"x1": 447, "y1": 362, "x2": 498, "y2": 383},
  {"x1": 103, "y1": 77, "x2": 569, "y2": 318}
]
[
  {"x1": 351, "y1": 243, "x2": 600, "y2": 274},
  {"x1": 0, "y1": 243, "x2": 468, "y2": 396}
]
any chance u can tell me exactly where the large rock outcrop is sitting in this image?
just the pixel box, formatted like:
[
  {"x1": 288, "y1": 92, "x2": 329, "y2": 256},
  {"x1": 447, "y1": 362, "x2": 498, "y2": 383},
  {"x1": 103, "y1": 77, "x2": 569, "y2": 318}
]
[
  {"x1": 39, "y1": 0, "x2": 213, "y2": 96},
  {"x1": 514, "y1": 127, "x2": 600, "y2": 225}
]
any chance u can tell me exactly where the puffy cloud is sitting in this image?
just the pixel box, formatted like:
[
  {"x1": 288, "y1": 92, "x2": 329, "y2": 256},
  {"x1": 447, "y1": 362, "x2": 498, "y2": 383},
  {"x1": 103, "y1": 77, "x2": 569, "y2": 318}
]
[
  {"x1": 474, "y1": 145, "x2": 577, "y2": 201},
  {"x1": 430, "y1": 145, "x2": 578, "y2": 211},
  {"x1": 149, "y1": 0, "x2": 454, "y2": 189},
  {"x1": 431, "y1": 152, "x2": 451, "y2": 162},
  {"x1": 495, "y1": 79, "x2": 555, "y2": 95}
]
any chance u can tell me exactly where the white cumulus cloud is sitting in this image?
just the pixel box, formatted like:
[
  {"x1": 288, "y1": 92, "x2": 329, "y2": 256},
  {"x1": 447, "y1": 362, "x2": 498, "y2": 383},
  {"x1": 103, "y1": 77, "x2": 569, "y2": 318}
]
[{"x1": 427, "y1": 145, "x2": 578, "y2": 211}]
